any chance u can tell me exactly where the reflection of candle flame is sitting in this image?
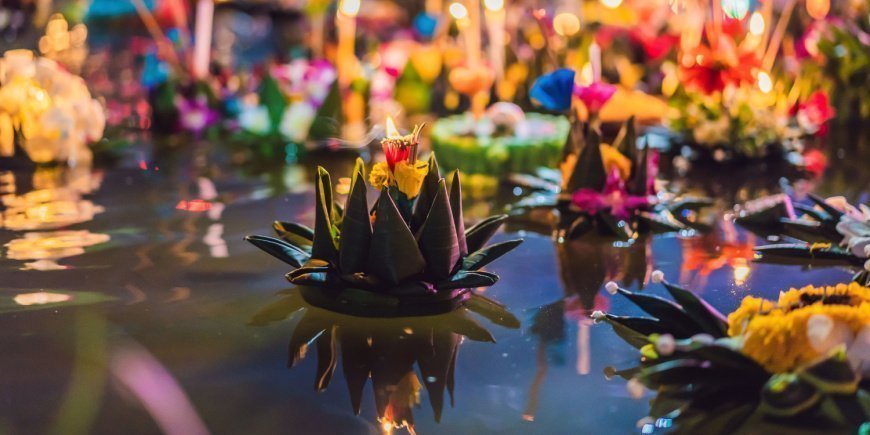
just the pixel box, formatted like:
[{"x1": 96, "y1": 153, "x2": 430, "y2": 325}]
[
  {"x1": 733, "y1": 259, "x2": 751, "y2": 285},
  {"x1": 385, "y1": 116, "x2": 401, "y2": 138}
]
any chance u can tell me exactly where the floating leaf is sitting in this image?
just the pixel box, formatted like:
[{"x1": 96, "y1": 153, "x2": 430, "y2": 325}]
[
  {"x1": 245, "y1": 235, "x2": 310, "y2": 268},
  {"x1": 462, "y1": 239, "x2": 523, "y2": 271},
  {"x1": 367, "y1": 188, "x2": 426, "y2": 285}
]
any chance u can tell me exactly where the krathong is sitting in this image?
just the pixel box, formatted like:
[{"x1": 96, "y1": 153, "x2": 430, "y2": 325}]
[
  {"x1": 245, "y1": 120, "x2": 523, "y2": 316},
  {"x1": 597, "y1": 272, "x2": 870, "y2": 432},
  {"x1": 249, "y1": 288, "x2": 519, "y2": 431},
  {"x1": 509, "y1": 117, "x2": 711, "y2": 240},
  {"x1": 0, "y1": 49, "x2": 105, "y2": 165},
  {"x1": 735, "y1": 192, "x2": 869, "y2": 286}
]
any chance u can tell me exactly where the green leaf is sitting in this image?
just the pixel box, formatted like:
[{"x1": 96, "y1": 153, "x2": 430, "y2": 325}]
[
  {"x1": 616, "y1": 289, "x2": 704, "y2": 338},
  {"x1": 628, "y1": 136, "x2": 649, "y2": 196},
  {"x1": 600, "y1": 314, "x2": 659, "y2": 349},
  {"x1": 273, "y1": 221, "x2": 314, "y2": 252},
  {"x1": 367, "y1": 188, "x2": 426, "y2": 285},
  {"x1": 308, "y1": 80, "x2": 342, "y2": 140},
  {"x1": 464, "y1": 214, "x2": 508, "y2": 253},
  {"x1": 417, "y1": 179, "x2": 461, "y2": 281},
  {"x1": 259, "y1": 73, "x2": 287, "y2": 134},
  {"x1": 449, "y1": 170, "x2": 468, "y2": 257},
  {"x1": 614, "y1": 116, "x2": 637, "y2": 167},
  {"x1": 462, "y1": 239, "x2": 523, "y2": 271},
  {"x1": 338, "y1": 159, "x2": 372, "y2": 273},
  {"x1": 311, "y1": 167, "x2": 338, "y2": 263},
  {"x1": 245, "y1": 235, "x2": 310, "y2": 268},
  {"x1": 760, "y1": 373, "x2": 822, "y2": 417},
  {"x1": 797, "y1": 350, "x2": 860, "y2": 395},
  {"x1": 412, "y1": 153, "x2": 443, "y2": 231},
  {"x1": 661, "y1": 281, "x2": 728, "y2": 337}
]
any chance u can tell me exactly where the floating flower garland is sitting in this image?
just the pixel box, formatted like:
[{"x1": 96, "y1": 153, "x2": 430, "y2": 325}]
[
  {"x1": 596, "y1": 272, "x2": 870, "y2": 432},
  {"x1": 245, "y1": 119, "x2": 523, "y2": 316}
]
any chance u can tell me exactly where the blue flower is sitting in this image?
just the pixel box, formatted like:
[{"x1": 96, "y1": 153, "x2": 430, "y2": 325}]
[{"x1": 529, "y1": 68, "x2": 576, "y2": 112}]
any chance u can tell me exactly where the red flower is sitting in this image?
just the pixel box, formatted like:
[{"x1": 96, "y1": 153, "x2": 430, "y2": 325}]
[
  {"x1": 801, "y1": 149, "x2": 828, "y2": 178},
  {"x1": 797, "y1": 91, "x2": 835, "y2": 136},
  {"x1": 679, "y1": 36, "x2": 758, "y2": 95}
]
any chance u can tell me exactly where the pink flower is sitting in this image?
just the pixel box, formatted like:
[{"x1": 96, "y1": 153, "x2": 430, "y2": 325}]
[
  {"x1": 797, "y1": 91, "x2": 835, "y2": 136},
  {"x1": 573, "y1": 82, "x2": 617, "y2": 114},
  {"x1": 177, "y1": 96, "x2": 219, "y2": 137},
  {"x1": 571, "y1": 170, "x2": 650, "y2": 220}
]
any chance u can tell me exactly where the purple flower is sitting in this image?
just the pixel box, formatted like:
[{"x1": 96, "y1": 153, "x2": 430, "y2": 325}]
[{"x1": 177, "y1": 96, "x2": 219, "y2": 137}]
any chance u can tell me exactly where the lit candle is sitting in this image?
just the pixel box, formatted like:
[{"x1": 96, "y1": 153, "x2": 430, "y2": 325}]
[
  {"x1": 589, "y1": 41, "x2": 601, "y2": 82},
  {"x1": 483, "y1": 0, "x2": 505, "y2": 87},
  {"x1": 336, "y1": 0, "x2": 360, "y2": 87},
  {"x1": 192, "y1": 0, "x2": 214, "y2": 79}
]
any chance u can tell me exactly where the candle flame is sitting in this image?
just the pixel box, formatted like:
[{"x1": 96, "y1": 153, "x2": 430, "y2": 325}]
[{"x1": 385, "y1": 116, "x2": 401, "y2": 138}]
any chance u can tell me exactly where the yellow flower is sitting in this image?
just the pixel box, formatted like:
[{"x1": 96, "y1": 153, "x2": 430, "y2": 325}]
[
  {"x1": 727, "y1": 283, "x2": 870, "y2": 373},
  {"x1": 393, "y1": 160, "x2": 428, "y2": 199},
  {"x1": 368, "y1": 161, "x2": 393, "y2": 189},
  {"x1": 600, "y1": 144, "x2": 632, "y2": 181}
]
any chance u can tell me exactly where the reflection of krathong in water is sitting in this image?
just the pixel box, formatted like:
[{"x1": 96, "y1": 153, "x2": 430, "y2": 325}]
[{"x1": 250, "y1": 289, "x2": 519, "y2": 432}]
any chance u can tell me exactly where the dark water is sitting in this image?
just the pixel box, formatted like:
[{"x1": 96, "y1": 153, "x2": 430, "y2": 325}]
[{"x1": 0, "y1": 127, "x2": 865, "y2": 435}]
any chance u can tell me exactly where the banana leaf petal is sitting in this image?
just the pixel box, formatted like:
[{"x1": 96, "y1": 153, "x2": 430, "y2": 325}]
[
  {"x1": 338, "y1": 160, "x2": 372, "y2": 273},
  {"x1": 601, "y1": 314, "x2": 662, "y2": 348},
  {"x1": 808, "y1": 193, "x2": 844, "y2": 221},
  {"x1": 311, "y1": 167, "x2": 338, "y2": 262},
  {"x1": 616, "y1": 288, "x2": 704, "y2": 338},
  {"x1": 273, "y1": 221, "x2": 314, "y2": 252},
  {"x1": 464, "y1": 214, "x2": 508, "y2": 253},
  {"x1": 565, "y1": 128, "x2": 606, "y2": 192},
  {"x1": 416, "y1": 179, "x2": 461, "y2": 281},
  {"x1": 797, "y1": 351, "x2": 860, "y2": 394},
  {"x1": 449, "y1": 170, "x2": 468, "y2": 257},
  {"x1": 412, "y1": 153, "x2": 443, "y2": 231},
  {"x1": 245, "y1": 235, "x2": 311, "y2": 268},
  {"x1": 661, "y1": 281, "x2": 728, "y2": 337},
  {"x1": 614, "y1": 115, "x2": 637, "y2": 165},
  {"x1": 367, "y1": 188, "x2": 426, "y2": 285},
  {"x1": 628, "y1": 136, "x2": 649, "y2": 196},
  {"x1": 461, "y1": 239, "x2": 524, "y2": 271},
  {"x1": 760, "y1": 373, "x2": 822, "y2": 417}
]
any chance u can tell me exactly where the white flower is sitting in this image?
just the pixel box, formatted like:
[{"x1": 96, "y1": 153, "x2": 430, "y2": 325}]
[
  {"x1": 605, "y1": 281, "x2": 619, "y2": 295},
  {"x1": 806, "y1": 314, "x2": 854, "y2": 355},
  {"x1": 655, "y1": 334, "x2": 676, "y2": 356},
  {"x1": 279, "y1": 102, "x2": 316, "y2": 143},
  {"x1": 238, "y1": 104, "x2": 271, "y2": 136},
  {"x1": 626, "y1": 378, "x2": 646, "y2": 399}
]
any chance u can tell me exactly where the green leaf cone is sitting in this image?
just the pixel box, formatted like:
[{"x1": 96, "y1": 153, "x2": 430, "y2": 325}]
[
  {"x1": 614, "y1": 116, "x2": 637, "y2": 166},
  {"x1": 465, "y1": 214, "x2": 508, "y2": 253},
  {"x1": 367, "y1": 188, "x2": 426, "y2": 285},
  {"x1": 412, "y1": 153, "x2": 443, "y2": 231},
  {"x1": 417, "y1": 179, "x2": 461, "y2": 281},
  {"x1": 339, "y1": 160, "x2": 372, "y2": 273},
  {"x1": 629, "y1": 137, "x2": 649, "y2": 196},
  {"x1": 449, "y1": 170, "x2": 468, "y2": 257},
  {"x1": 311, "y1": 167, "x2": 338, "y2": 263},
  {"x1": 560, "y1": 111, "x2": 584, "y2": 161},
  {"x1": 565, "y1": 128, "x2": 606, "y2": 193}
]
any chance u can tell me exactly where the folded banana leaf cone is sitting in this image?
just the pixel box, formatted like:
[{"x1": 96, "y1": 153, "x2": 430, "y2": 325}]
[
  {"x1": 508, "y1": 116, "x2": 712, "y2": 241},
  {"x1": 740, "y1": 191, "x2": 870, "y2": 286},
  {"x1": 596, "y1": 274, "x2": 870, "y2": 434},
  {"x1": 248, "y1": 288, "x2": 520, "y2": 429},
  {"x1": 246, "y1": 155, "x2": 523, "y2": 317}
]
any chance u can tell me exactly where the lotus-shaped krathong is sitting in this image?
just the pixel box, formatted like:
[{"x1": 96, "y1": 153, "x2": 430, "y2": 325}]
[
  {"x1": 596, "y1": 274, "x2": 870, "y2": 433},
  {"x1": 734, "y1": 189, "x2": 869, "y2": 286},
  {"x1": 245, "y1": 151, "x2": 523, "y2": 316},
  {"x1": 508, "y1": 116, "x2": 712, "y2": 240},
  {"x1": 249, "y1": 288, "x2": 520, "y2": 431}
]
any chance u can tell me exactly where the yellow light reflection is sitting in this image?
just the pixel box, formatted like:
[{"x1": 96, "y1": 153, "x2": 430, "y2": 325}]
[
  {"x1": 733, "y1": 259, "x2": 751, "y2": 285},
  {"x1": 14, "y1": 291, "x2": 72, "y2": 305}
]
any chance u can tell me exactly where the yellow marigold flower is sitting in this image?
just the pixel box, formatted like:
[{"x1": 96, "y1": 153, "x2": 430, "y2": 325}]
[
  {"x1": 393, "y1": 160, "x2": 429, "y2": 199},
  {"x1": 727, "y1": 283, "x2": 870, "y2": 373},
  {"x1": 600, "y1": 144, "x2": 632, "y2": 181},
  {"x1": 368, "y1": 161, "x2": 394, "y2": 189}
]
